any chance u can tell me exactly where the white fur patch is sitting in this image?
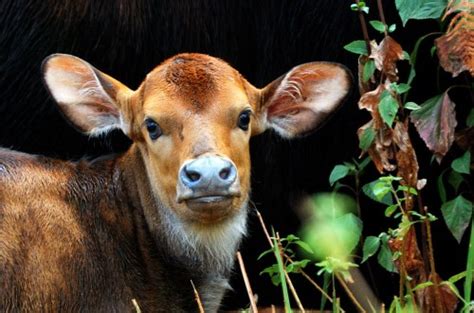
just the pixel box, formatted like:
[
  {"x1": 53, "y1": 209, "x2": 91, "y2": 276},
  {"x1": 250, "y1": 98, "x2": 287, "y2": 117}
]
[{"x1": 157, "y1": 200, "x2": 248, "y2": 311}]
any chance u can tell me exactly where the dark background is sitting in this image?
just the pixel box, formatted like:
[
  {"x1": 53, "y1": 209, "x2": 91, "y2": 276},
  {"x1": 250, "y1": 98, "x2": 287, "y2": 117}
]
[{"x1": 0, "y1": 0, "x2": 470, "y2": 310}]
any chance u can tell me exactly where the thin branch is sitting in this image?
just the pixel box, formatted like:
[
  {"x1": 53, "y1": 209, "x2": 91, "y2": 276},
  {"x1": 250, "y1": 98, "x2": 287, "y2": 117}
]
[
  {"x1": 284, "y1": 270, "x2": 305, "y2": 312},
  {"x1": 190, "y1": 280, "x2": 205, "y2": 313},
  {"x1": 355, "y1": 0, "x2": 372, "y2": 55},
  {"x1": 131, "y1": 299, "x2": 142, "y2": 313},
  {"x1": 236, "y1": 251, "x2": 259, "y2": 313},
  {"x1": 422, "y1": 206, "x2": 444, "y2": 313},
  {"x1": 336, "y1": 274, "x2": 367, "y2": 313},
  {"x1": 376, "y1": 0, "x2": 388, "y2": 36}
]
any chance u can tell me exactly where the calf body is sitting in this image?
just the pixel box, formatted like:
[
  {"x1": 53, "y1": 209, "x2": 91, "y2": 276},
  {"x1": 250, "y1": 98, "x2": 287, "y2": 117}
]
[{"x1": 0, "y1": 53, "x2": 351, "y2": 311}]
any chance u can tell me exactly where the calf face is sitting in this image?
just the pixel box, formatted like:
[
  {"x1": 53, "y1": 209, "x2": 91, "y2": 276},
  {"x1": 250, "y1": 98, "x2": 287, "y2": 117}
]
[{"x1": 43, "y1": 53, "x2": 351, "y2": 228}]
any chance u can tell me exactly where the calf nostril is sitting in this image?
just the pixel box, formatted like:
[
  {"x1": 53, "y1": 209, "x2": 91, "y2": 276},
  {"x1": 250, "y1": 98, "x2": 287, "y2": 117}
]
[
  {"x1": 186, "y1": 170, "x2": 201, "y2": 182},
  {"x1": 219, "y1": 167, "x2": 231, "y2": 180}
]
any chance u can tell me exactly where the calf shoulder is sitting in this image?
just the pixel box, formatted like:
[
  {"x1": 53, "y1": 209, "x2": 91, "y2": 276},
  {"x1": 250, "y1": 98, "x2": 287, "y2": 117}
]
[{"x1": 0, "y1": 149, "x2": 198, "y2": 312}]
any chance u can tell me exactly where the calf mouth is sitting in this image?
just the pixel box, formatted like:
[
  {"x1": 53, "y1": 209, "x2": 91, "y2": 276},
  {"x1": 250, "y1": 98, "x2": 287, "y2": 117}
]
[{"x1": 179, "y1": 193, "x2": 242, "y2": 223}]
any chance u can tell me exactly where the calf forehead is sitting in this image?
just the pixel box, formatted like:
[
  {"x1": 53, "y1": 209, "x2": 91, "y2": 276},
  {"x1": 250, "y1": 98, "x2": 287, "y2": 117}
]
[{"x1": 143, "y1": 53, "x2": 246, "y2": 111}]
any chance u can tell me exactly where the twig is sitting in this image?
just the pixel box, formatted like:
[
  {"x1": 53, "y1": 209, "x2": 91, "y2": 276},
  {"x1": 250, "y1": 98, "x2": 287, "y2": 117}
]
[
  {"x1": 376, "y1": 0, "x2": 388, "y2": 36},
  {"x1": 236, "y1": 251, "x2": 259, "y2": 313},
  {"x1": 355, "y1": 0, "x2": 372, "y2": 55},
  {"x1": 284, "y1": 270, "x2": 305, "y2": 312},
  {"x1": 190, "y1": 280, "x2": 205, "y2": 313},
  {"x1": 131, "y1": 299, "x2": 142, "y2": 313},
  {"x1": 422, "y1": 206, "x2": 444, "y2": 313},
  {"x1": 335, "y1": 274, "x2": 367, "y2": 313}
]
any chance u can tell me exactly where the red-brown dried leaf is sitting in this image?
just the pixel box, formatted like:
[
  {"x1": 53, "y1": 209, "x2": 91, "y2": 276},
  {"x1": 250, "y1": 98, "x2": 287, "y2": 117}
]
[
  {"x1": 393, "y1": 121, "x2": 419, "y2": 209},
  {"x1": 358, "y1": 83, "x2": 398, "y2": 173},
  {"x1": 357, "y1": 121, "x2": 395, "y2": 172},
  {"x1": 388, "y1": 228, "x2": 424, "y2": 276},
  {"x1": 370, "y1": 36, "x2": 404, "y2": 82},
  {"x1": 410, "y1": 92, "x2": 457, "y2": 163},
  {"x1": 417, "y1": 273, "x2": 459, "y2": 313},
  {"x1": 436, "y1": 2, "x2": 474, "y2": 77}
]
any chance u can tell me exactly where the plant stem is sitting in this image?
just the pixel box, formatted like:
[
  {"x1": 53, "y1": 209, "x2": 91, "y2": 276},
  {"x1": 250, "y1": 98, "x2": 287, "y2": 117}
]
[
  {"x1": 190, "y1": 280, "x2": 205, "y2": 313},
  {"x1": 355, "y1": 0, "x2": 371, "y2": 55},
  {"x1": 274, "y1": 231, "x2": 292, "y2": 313},
  {"x1": 336, "y1": 274, "x2": 367, "y2": 313},
  {"x1": 284, "y1": 271, "x2": 305, "y2": 312},
  {"x1": 376, "y1": 0, "x2": 388, "y2": 36},
  {"x1": 423, "y1": 206, "x2": 444, "y2": 313},
  {"x1": 464, "y1": 218, "x2": 474, "y2": 306},
  {"x1": 236, "y1": 251, "x2": 258, "y2": 313}
]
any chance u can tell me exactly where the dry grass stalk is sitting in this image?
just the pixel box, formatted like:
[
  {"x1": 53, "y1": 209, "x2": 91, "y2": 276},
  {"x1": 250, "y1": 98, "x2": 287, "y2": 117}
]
[{"x1": 236, "y1": 251, "x2": 259, "y2": 313}]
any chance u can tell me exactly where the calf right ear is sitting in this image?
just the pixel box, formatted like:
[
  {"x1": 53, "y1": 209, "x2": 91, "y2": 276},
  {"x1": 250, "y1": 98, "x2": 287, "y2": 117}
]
[
  {"x1": 251, "y1": 62, "x2": 352, "y2": 138},
  {"x1": 42, "y1": 54, "x2": 133, "y2": 136}
]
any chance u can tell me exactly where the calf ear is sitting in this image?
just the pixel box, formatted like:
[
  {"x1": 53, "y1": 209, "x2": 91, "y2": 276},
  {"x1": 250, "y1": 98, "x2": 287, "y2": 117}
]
[
  {"x1": 42, "y1": 54, "x2": 133, "y2": 136},
  {"x1": 253, "y1": 62, "x2": 352, "y2": 138}
]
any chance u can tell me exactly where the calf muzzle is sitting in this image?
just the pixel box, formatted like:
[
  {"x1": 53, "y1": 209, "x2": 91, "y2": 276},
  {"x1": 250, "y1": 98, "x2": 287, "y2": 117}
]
[{"x1": 176, "y1": 155, "x2": 241, "y2": 206}]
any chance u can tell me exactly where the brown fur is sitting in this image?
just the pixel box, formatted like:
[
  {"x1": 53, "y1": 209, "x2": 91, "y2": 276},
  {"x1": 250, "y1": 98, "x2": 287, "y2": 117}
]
[{"x1": 0, "y1": 53, "x2": 351, "y2": 312}]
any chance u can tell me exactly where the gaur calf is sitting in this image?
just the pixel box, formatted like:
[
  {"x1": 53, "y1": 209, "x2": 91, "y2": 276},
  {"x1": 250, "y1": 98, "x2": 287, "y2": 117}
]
[{"x1": 0, "y1": 53, "x2": 351, "y2": 311}]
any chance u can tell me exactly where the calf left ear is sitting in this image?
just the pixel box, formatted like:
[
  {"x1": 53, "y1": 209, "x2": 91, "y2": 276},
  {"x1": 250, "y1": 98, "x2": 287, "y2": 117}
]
[{"x1": 252, "y1": 62, "x2": 352, "y2": 138}]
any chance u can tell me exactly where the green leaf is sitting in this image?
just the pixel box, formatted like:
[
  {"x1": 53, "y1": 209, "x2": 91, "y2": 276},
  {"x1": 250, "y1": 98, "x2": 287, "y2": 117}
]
[
  {"x1": 467, "y1": 108, "x2": 474, "y2": 127},
  {"x1": 362, "y1": 179, "x2": 394, "y2": 205},
  {"x1": 257, "y1": 248, "x2": 273, "y2": 260},
  {"x1": 362, "y1": 236, "x2": 381, "y2": 263},
  {"x1": 379, "y1": 92, "x2": 399, "y2": 127},
  {"x1": 404, "y1": 102, "x2": 421, "y2": 110},
  {"x1": 448, "y1": 271, "x2": 468, "y2": 284},
  {"x1": 441, "y1": 195, "x2": 473, "y2": 243},
  {"x1": 385, "y1": 204, "x2": 399, "y2": 217},
  {"x1": 412, "y1": 281, "x2": 434, "y2": 291},
  {"x1": 448, "y1": 171, "x2": 464, "y2": 193},
  {"x1": 335, "y1": 213, "x2": 363, "y2": 255},
  {"x1": 388, "y1": 24, "x2": 397, "y2": 33},
  {"x1": 395, "y1": 0, "x2": 448, "y2": 26},
  {"x1": 363, "y1": 59, "x2": 376, "y2": 82},
  {"x1": 391, "y1": 83, "x2": 411, "y2": 94},
  {"x1": 437, "y1": 170, "x2": 447, "y2": 203},
  {"x1": 359, "y1": 124, "x2": 376, "y2": 150},
  {"x1": 369, "y1": 20, "x2": 386, "y2": 33},
  {"x1": 451, "y1": 151, "x2": 471, "y2": 174},
  {"x1": 344, "y1": 40, "x2": 369, "y2": 56},
  {"x1": 378, "y1": 238, "x2": 397, "y2": 272},
  {"x1": 430, "y1": 45, "x2": 437, "y2": 57},
  {"x1": 294, "y1": 240, "x2": 315, "y2": 254},
  {"x1": 329, "y1": 165, "x2": 351, "y2": 186},
  {"x1": 286, "y1": 259, "x2": 311, "y2": 273}
]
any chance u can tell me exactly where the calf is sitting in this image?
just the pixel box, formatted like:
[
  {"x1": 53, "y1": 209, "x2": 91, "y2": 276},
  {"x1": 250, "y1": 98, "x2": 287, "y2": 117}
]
[{"x1": 0, "y1": 53, "x2": 351, "y2": 312}]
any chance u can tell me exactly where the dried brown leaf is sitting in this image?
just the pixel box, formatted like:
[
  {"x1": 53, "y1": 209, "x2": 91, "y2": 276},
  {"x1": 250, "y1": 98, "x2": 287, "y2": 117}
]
[
  {"x1": 393, "y1": 121, "x2": 419, "y2": 209},
  {"x1": 388, "y1": 228, "x2": 424, "y2": 276},
  {"x1": 436, "y1": 2, "x2": 474, "y2": 77},
  {"x1": 370, "y1": 36, "x2": 404, "y2": 82},
  {"x1": 417, "y1": 273, "x2": 459, "y2": 313},
  {"x1": 358, "y1": 83, "x2": 399, "y2": 173}
]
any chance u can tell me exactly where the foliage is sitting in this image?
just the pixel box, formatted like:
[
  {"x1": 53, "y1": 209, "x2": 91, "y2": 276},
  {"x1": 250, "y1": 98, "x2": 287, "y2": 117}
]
[{"x1": 252, "y1": 0, "x2": 472, "y2": 311}]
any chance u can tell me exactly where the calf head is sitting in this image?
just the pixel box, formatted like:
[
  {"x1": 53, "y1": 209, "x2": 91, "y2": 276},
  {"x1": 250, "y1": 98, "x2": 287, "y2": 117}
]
[{"x1": 42, "y1": 53, "x2": 351, "y2": 226}]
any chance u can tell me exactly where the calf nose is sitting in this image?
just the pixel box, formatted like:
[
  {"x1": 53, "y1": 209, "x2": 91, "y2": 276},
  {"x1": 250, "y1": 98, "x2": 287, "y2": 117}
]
[{"x1": 180, "y1": 156, "x2": 237, "y2": 192}]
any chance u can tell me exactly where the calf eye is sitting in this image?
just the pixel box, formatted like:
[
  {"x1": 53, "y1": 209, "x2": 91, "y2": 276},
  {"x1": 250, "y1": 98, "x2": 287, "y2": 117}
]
[
  {"x1": 145, "y1": 118, "x2": 162, "y2": 140},
  {"x1": 238, "y1": 110, "x2": 251, "y2": 131}
]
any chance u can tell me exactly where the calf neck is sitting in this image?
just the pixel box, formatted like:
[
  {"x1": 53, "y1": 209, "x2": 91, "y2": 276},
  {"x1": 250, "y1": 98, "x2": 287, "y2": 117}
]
[{"x1": 0, "y1": 53, "x2": 351, "y2": 311}]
